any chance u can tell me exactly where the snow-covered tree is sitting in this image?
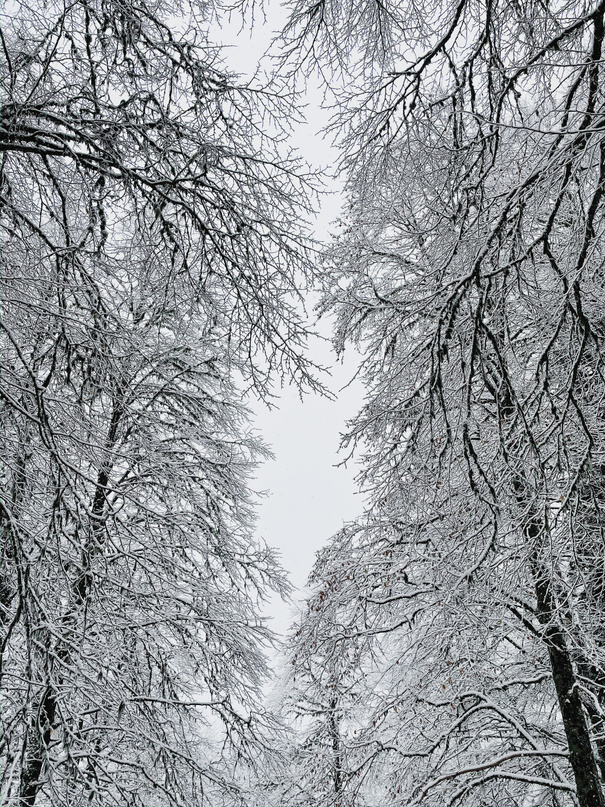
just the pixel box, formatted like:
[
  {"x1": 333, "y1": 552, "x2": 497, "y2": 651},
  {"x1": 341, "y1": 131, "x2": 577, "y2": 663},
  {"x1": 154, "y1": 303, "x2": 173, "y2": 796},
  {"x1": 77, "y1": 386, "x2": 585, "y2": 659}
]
[
  {"x1": 0, "y1": 0, "x2": 317, "y2": 803},
  {"x1": 281, "y1": 532, "x2": 376, "y2": 806},
  {"x1": 279, "y1": 0, "x2": 605, "y2": 804}
]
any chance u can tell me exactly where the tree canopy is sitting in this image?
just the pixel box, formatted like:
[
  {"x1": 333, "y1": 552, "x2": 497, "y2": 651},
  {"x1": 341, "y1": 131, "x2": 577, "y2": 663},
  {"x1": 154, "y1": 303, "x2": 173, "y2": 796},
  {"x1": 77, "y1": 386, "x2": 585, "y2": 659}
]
[
  {"x1": 0, "y1": 0, "x2": 318, "y2": 803},
  {"x1": 280, "y1": 0, "x2": 605, "y2": 804},
  {"x1": 2, "y1": 0, "x2": 605, "y2": 805}
]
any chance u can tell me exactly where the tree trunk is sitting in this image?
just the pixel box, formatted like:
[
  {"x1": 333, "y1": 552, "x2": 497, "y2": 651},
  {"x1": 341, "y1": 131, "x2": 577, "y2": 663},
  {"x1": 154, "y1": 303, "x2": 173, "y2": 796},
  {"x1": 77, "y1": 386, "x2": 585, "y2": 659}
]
[
  {"x1": 525, "y1": 512, "x2": 604, "y2": 807},
  {"x1": 328, "y1": 696, "x2": 343, "y2": 805},
  {"x1": 19, "y1": 687, "x2": 56, "y2": 807},
  {"x1": 17, "y1": 399, "x2": 123, "y2": 804}
]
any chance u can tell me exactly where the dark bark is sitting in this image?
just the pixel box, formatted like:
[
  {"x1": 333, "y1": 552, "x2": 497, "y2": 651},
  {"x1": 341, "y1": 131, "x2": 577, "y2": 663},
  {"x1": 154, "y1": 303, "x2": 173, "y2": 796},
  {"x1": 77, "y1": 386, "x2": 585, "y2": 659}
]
[
  {"x1": 328, "y1": 696, "x2": 343, "y2": 803},
  {"x1": 525, "y1": 511, "x2": 604, "y2": 807},
  {"x1": 574, "y1": 460, "x2": 605, "y2": 782},
  {"x1": 16, "y1": 398, "x2": 123, "y2": 804},
  {"x1": 498, "y1": 364, "x2": 604, "y2": 805},
  {"x1": 18, "y1": 687, "x2": 56, "y2": 807}
]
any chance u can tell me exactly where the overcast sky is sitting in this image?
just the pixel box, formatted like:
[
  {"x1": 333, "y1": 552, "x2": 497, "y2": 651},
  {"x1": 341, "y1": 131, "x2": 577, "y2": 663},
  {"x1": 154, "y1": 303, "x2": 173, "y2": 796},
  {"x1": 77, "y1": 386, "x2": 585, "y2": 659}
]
[{"x1": 211, "y1": 8, "x2": 365, "y2": 638}]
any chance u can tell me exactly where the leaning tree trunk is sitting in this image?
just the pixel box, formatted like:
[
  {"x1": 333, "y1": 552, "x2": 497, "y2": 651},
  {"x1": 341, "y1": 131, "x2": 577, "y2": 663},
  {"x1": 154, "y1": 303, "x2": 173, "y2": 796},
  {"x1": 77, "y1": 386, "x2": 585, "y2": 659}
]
[
  {"x1": 504, "y1": 433, "x2": 605, "y2": 806},
  {"x1": 525, "y1": 515, "x2": 604, "y2": 807}
]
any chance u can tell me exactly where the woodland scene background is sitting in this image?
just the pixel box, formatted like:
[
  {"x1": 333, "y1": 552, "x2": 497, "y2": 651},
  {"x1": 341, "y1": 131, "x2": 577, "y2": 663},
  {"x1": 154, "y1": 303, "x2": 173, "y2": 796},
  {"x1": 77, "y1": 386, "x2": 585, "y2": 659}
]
[{"x1": 1, "y1": 0, "x2": 605, "y2": 804}]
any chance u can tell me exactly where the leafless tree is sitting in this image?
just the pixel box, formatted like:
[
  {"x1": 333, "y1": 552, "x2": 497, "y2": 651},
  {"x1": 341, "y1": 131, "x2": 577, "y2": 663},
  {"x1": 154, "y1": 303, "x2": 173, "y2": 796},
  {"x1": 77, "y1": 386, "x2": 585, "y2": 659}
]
[
  {"x1": 278, "y1": 0, "x2": 605, "y2": 804},
  {"x1": 279, "y1": 536, "x2": 375, "y2": 807},
  {"x1": 0, "y1": 0, "x2": 319, "y2": 803}
]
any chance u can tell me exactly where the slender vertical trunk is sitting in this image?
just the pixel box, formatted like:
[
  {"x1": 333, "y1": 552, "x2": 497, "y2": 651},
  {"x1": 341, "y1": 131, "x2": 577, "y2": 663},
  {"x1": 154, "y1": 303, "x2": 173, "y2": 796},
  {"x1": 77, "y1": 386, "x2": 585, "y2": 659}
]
[
  {"x1": 17, "y1": 397, "x2": 123, "y2": 804},
  {"x1": 491, "y1": 340, "x2": 604, "y2": 804},
  {"x1": 575, "y1": 460, "x2": 605, "y2": 781},
  {"x1": 328, "y1": 696, "x2": 343, "y2": 805},
  {"x1": 19, "y1": 688, "x2": 56, "y2": 807},
  {"x1": 490, "y1": 238, "x2": 605, "y2": 805},
  {"x1": 538, "y1": 624, "x2": 604, "y2": 807}
]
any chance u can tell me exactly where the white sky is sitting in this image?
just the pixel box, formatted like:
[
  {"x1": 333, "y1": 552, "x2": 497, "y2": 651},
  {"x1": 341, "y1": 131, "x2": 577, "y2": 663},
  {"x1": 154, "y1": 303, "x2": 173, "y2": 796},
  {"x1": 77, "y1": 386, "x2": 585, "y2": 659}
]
[
  {"x1": 253, "y1": 346, "x2": 364, "y2": 637},
  {"x1": 211, "y1": 7, "x2": 365, "y2": 638}
]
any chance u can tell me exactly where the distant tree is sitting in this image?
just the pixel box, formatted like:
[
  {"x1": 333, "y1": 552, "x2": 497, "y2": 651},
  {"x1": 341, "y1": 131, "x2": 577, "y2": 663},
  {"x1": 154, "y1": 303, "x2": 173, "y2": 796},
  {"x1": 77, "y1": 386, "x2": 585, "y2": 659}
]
[
  {"x1": 280, "y1": 533, "x2": 374, "y2": 807},
  {"x1": 0, "y1": 0, "x2": 318, "y2": 803},
  {"x1": 279, "y1": 0, "x2": 605, "y2": 804}
]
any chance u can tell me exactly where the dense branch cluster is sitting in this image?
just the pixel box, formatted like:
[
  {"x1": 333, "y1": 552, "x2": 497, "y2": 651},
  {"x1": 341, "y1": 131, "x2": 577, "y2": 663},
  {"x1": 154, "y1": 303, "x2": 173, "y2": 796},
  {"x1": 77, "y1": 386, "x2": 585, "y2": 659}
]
[
  {"x1": 0, "y1": 0, "x2": 316, "y2": 804},
  {"x1": 281, "y1": 0, "x2": 605, "y2": 805},
  {"x1": 1, "y1": 0, "x2": 604, "y2": 805}
]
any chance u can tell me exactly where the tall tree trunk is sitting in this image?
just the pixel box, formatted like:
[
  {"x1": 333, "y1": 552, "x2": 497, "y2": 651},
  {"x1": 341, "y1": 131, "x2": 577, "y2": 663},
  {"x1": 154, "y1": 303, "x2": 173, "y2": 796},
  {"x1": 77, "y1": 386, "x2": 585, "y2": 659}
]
[
  {"x1": 532, "y1": 544, "x2": 604, "y2": 807},
  {"x1": 493, "y1": 335, "x2": 604, "y2": 805},
  {"x1": 17, "y1": 399, "x2": 123, "y2": 804},
  {"x1": 19, "y1": 688, "x2": 56, "y2": 807},
  {"x1": 515, "y1": 499, "x2": 605, "y2": 807},
  {"x1": 328, "y1": 696, "x2": 343, "y2": 804}
]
